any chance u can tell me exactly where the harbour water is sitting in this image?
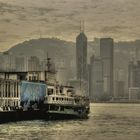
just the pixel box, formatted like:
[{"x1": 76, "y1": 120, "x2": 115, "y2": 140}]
[{"x1": 0, "y1": 103, "x2": 140, "y2": 140}]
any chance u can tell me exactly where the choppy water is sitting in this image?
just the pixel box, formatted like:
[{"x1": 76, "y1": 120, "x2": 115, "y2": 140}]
[{"x1": 0, "y1": 103, "x2": 140, "y2": 140}]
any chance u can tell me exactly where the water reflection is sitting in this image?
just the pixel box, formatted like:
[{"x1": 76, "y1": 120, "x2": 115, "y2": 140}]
[{"x1": 0, "y1": 104, "x2": 140, "y2": 140}]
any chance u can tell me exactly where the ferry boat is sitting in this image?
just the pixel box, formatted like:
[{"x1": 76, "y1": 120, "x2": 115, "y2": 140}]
[
  {"x1": 0, "y1": 59, "x2": 90, "y2": 122},
  {"x1": 43, "y1": 84, "x2": 90, "y2": 119}
]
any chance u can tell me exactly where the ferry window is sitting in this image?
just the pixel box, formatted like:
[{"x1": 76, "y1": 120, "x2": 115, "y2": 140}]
[
  {"x1": 48, "y1": 88, "x2": 53, "y2": 95},
  {"x1": 34, "y1": 76, "x2": 38, "y2": 81},
  {"x1": 35, "y1": 76, "x2": 37, "y2": 80},
  {"x1": 52, "y1": 97, "x2": 55, "y2": 101},
  {"x1": 56, "y1": 97, "x2": 58, "y2": 101},
  {"x1": 60, "y1": 86, "x2": 63, "y2": 93},
  {"x1": 29, "y1": 76, "x2": 32, "y2": 81},
  {"x1": 56, "y1": 87, "x2": 59, "y2": 94},
  {"x1": 62, "y1": 98, "x2": 63, "y2": 101},
  {"x1": 8, "y1": 82, "x2": 10, "y2": 97},
  {"x1": 0, "y1": 84, "x2": 1, "y2": 97},
  {"x1": 36, "y1": 76, "x2": 38, "y2": 81},
  {"x1": 32, "y1": 76, "x2": 36, "y2": 81},
  {"x1": 60, "y1": 106, "x2": 64, "y2": 111}
]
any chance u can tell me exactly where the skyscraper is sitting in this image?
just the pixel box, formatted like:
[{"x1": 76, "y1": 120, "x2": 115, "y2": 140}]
[
  {"x1": 76, "y1": 26, "x2": 87, "y2": 81},
  {"x1": 100, "y1": 38, "x2": 114, "y2": 97},
  {"x1": 128, "y1": 61, "x2": 140, "y2": 88},
  {"x1": 75, "y1": 23, "x2": 88, "y2": 96},
  {"x1": 89, "y1": 55, "x2": 104, "y2": 101},
  {"x1": 114, "y1": 81, "x2": 125, "y2": 97},
  {"x1": 114, "y1": 69, "x2": 125, "y2": 97}
]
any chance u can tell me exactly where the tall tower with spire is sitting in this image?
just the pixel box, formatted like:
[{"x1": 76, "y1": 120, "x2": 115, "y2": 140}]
[{"x1": 76, "y1": 21, "x2": 87, "y2": 81}]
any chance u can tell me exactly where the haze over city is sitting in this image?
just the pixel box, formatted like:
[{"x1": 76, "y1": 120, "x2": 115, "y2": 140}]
[
  {"x1": 1, "y1": 1, "x2": 140, "y2": 140},
  {"x1": 0, "y1": 0, "x2": 140, "y2": 51}
]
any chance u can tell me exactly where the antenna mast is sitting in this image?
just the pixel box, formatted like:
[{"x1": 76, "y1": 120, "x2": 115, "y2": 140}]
[{"x1": 80, "y1": 20, "x2": 85, "y2": 33}]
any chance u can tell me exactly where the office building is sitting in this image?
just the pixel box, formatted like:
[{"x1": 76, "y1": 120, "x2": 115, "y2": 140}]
[
  {"x1": 76, "y1": 28, "x2": 87, "y2": 81},
  {"x1": 100, "y1": 38, "x2": 114, "y2": 97},
  {"x1": 128, "y1": 61, "x2": 140, "y2": 88},
  {"x1": 129, "y1": 87, "x2": 140, "y2": 100},
  {"x1": 89, "y1": 55, "x2": 103, "y2": 101},
  {"x1": 114, "y1": 81, "x2": 125, "y2": 97}
]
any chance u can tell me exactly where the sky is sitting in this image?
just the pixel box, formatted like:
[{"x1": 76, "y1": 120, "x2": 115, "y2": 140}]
[{"x1": 0, "y1": 0, "x2": 140, "y2": 51}]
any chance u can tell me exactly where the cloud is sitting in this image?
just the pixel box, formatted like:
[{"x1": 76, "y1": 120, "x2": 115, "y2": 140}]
[
  {"x1": 0, "y1": 2, "x2": 23, "y2": 14},
  {"x1": 0, "y1": 0, "x2": 140, "y2": 51},
  {"x1": 100, "y1": 26, "x2": 131, "y2": 33}
]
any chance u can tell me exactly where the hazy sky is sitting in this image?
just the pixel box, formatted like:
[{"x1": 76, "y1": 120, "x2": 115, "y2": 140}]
[{"x1": 0, "y1": 0, "x2": 140, "y2": 51}]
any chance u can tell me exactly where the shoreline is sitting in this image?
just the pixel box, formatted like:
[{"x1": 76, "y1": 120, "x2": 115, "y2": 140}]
[{"x1": 91, "y1": 101, "x2": 140, "y2": 104}]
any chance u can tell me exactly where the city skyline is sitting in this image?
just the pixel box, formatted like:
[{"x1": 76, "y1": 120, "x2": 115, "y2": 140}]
[{"x1": 0, "y1": 0, "x2": 140, "y2": 51}]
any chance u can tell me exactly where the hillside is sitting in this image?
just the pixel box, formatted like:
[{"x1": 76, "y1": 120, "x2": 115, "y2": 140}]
[{"x1": 8, "y1": 38, "x2": 76, "y2": 60}]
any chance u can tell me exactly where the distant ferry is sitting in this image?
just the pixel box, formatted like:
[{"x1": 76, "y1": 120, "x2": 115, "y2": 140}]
[{"x1": 0, "y1": 59, "x2": 90, "y2": 122}]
